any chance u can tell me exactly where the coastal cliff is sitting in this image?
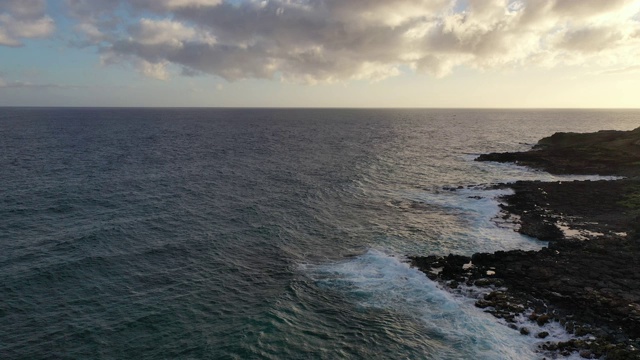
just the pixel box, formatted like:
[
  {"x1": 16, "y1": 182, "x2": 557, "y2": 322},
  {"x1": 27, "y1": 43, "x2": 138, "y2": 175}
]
[
  {"x1": 477, "y1": 127, "x2": 640, "y2": 177},
  {"x1": 412, "y1": 127, "x2": 640, "y2": 359}
]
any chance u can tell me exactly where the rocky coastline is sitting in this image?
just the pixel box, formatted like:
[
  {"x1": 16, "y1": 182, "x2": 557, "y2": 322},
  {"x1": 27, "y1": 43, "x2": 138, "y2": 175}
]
[{"x1": 411, "y1": 127, "x2": 640, "y2": 359}]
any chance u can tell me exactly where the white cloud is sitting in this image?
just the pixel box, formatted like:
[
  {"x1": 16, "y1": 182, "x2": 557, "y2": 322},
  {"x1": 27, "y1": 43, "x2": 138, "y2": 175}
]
[
  {"x1": 155, "y1": 0, "x2": 223, "y2": 9},
  {"x1": 133, "y1": 18, "x2": 216, "y2": 46},
  {"x1": 75, "y1": 22, "x2": 106, "y2": 43},
  {"x1": 0, "y1": 0, "x2": 55, "y2": 47},
  {"x1": 65, "y1": 0, "x2": 640, "y2": 82},
  {"x1": 137, "y1": 59, "x2": 170, "y2": 80},
  {"x1": 326, "y1": 0, "x2": 453, "y2": 26}
]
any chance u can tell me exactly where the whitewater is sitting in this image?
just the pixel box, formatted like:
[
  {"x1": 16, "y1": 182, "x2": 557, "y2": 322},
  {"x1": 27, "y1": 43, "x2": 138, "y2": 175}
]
[{"x1": 1, "y1": 108, "x2": 638, "y2": 359}]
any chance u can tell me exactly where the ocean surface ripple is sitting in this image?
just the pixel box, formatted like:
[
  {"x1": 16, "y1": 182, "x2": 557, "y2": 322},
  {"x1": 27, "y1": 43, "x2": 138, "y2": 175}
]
[{"x1": 1, "y1": 108, "x2": 638, "y2": 359}]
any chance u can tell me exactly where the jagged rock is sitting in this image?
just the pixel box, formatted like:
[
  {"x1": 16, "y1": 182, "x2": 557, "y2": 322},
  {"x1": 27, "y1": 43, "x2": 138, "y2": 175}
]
[
  {"x1": 475, "y1": 300, "x2": 493, "y2": 309},
  {"x1": 476, "y1": 127, "x2": 640, "y2": 177},
  {"x1": 537, "y1": 314, "x2": 551, "y2": 326},
  {"x1": 518, "y1": 215, "x2": 564, "y2": 240},
  {"x1": 579, "y1": 349, "x2": 592, "y2": 359},
  {"x1": 537, "y1": 331, "x2": 550, "y2": 339},
  {"x1": 411, "y1": 127, "x2": 640, "y2": 359}
]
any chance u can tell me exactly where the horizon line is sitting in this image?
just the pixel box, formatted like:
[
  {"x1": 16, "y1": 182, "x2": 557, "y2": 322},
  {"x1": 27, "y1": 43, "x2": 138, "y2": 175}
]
[{"x1": 2, "y1": 106, "x2": 640, "y2": 110}]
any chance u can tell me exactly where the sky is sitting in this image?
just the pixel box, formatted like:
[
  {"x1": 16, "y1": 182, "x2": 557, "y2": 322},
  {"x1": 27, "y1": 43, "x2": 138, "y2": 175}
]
[{"x1": 0, "y1": 0, "x2": 639, "y2": 108}]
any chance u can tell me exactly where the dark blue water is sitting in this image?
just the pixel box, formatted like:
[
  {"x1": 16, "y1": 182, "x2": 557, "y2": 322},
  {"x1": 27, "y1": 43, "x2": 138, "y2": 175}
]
[{"x1": 1, "y1": 108, "x2": 638, "y2": 359}]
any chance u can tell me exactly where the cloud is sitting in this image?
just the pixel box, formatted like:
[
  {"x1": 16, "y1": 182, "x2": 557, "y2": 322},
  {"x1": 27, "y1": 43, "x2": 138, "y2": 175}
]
[
  {"x1": 551, "y1": 0, "x2": 631, "y2": 17},
  {"x1": 65, "y1": 0, "x2": 640, "y2": 82},
  {"x1": 0, "y1": 0, "x2": 55, "y2": 47},
  {"x1": 555, "y1": 26, "x2": 625, "y2": 53},
  {"x1": 597, "y1": 65, "x2": 640, "y2": 75},
  {"x1": 0, "y1": 77, "x2": 83, "y2": 89},
  {"x1": 132, "y1": 0, "x2": 223, "y2": 11},
  {"x1": 136, "y1": 59, "x2": 170, "y2": 80},
  {"x1": 132, "y1": 18, "x2": 216, "y2": 46}
]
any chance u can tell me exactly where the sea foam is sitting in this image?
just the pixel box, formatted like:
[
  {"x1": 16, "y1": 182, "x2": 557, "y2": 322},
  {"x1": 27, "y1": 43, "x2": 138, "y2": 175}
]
[{"x1": 303, "y1": 249, "x2": 583, "y2": 359}]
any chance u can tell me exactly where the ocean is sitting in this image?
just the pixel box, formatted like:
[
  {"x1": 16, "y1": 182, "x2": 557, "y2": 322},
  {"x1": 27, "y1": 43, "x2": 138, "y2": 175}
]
[{"x1": 1, "y1": 108, "x2": 638, "y2": 359}]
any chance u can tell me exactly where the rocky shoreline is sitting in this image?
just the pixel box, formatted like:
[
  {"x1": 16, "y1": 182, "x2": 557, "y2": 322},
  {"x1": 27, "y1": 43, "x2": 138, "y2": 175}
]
[
  {"x1": 476, "y1": 127, "x2": 640, "y2": 178},
  {"x1": 410, "y1": 128, "x2": 640, "y2": 359}
]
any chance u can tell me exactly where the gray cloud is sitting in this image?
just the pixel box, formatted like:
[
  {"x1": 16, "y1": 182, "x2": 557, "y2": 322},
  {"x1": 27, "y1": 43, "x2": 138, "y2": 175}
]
[
  {"x1": 556, "y1": 26, "x2": 625, "y2": 52},
  {"x1": 65, "y1": 0, "x2": 640, "y2": 82},
  {"x1": 552, "y1": 0, "x2": 631, "y2": 17},
  {"x1": 0, "y1": 0, "x2": 55, "y2": 47},
  {"x1": 0, "y1": 77, "x2": 83, "y2": 89}
]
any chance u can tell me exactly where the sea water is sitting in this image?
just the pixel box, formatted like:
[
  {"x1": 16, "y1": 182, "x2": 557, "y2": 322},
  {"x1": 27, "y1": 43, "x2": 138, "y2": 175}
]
[{"x1": 1, "y1": 108, "x2": 638, "y2": 359}]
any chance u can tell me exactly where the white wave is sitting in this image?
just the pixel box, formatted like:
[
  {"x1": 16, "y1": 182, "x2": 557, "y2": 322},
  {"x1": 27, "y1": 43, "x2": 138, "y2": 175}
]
[
  {"x1": 402, "y1": 187, "x2": 547, "y2": 255},
  {"x1": 304, "y1": 249, "x2": 581, "y2": 360},
  {"x1": 403, "y1": 155, "x2": 620, "y2": 255}
]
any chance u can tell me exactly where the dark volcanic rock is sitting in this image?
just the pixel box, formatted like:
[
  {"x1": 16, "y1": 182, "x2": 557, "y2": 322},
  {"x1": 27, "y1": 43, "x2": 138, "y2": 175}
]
[
  {"x1": 410, "y1": 239, "x2": 640, "y2": 358},
  {"x1": 476, "y1": 127, "x2": 640, "y2": 177},
  {"x1": 412, "y1": 127, "x2": 640, "y2": 359},
  {"x1": 501, "y1": 179, "x2": 638, "y2": 238},
  {"x1": 518, "y1": 213, "x2": 564, "y2": 240}
]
